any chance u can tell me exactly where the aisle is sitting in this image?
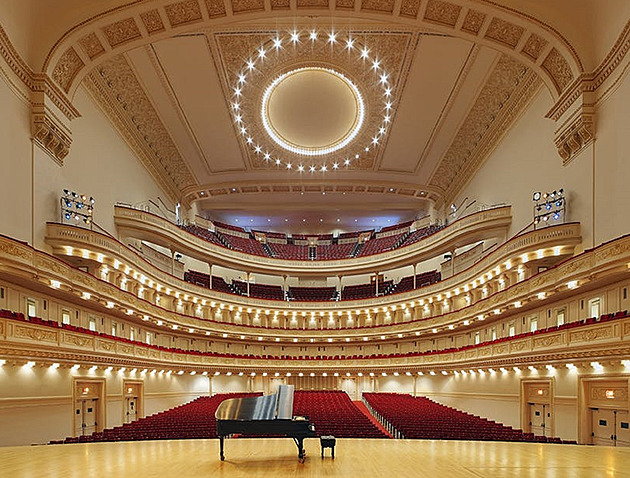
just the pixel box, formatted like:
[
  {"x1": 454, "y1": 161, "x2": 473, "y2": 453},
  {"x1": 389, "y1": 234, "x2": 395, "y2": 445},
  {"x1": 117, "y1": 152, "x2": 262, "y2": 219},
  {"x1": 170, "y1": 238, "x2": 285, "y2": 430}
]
[{"x1": 353, "y1": 401, "x2": 393, "y2": 438}]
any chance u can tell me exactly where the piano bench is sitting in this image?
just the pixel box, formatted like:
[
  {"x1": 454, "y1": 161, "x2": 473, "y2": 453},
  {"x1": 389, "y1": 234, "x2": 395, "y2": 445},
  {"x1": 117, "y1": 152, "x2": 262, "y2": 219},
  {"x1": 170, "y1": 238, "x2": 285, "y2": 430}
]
[{"x1": 320, "y1": 435, "x2": 336, "y2": 458}]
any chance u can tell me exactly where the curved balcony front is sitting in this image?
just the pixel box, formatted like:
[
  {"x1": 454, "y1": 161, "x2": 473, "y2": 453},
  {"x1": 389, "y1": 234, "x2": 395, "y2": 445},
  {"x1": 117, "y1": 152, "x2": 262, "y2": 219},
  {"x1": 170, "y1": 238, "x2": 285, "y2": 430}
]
[
  {"x1": 113, "y1": 205, "x2": 513, "y2": 276},
  {"x1": 38, "y1": 222, "x2": 586, "y2": 340}
]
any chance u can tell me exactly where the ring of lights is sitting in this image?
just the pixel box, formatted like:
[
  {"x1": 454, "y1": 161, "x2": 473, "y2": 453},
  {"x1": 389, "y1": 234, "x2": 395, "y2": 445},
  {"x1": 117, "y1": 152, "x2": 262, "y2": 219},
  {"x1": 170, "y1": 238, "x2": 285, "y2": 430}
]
[
  {"x1": 230, "y1": 30, "x2": 396, "y2": 173},
  {"x1": 261, "y1": 67, "x2": 365, "y2": 156}
]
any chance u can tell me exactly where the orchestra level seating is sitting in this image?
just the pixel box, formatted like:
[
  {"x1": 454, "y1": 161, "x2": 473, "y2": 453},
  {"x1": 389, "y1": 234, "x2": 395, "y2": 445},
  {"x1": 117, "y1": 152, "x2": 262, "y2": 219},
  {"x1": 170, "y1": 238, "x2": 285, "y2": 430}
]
[
  {"x1": 52, "y1": 393, "x2": 259, "y2": 443},
  {"x1": 292, "y1": 391, "x2": 389, "y2": 438},
  {"x1": 51, "y1": 390, "x2": 387, "y2": 443},
  {"x1": 363, "y1": 393, "x2": 575, "y2": 444}
]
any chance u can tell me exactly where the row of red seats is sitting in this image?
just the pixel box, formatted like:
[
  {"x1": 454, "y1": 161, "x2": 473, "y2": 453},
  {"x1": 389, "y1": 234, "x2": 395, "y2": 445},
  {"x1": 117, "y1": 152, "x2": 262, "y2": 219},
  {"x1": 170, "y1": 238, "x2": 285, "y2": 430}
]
[
  {"x1": 52, "y1": 393, "x2": 260, "y2": 443},
  {"x1": 317, "y1": 242, "x2": 355, "y2": 260},
  {"x1": 341, "y1": 281, "x2": 393, "y2": 300},
  {"x1": 184, "y1": 269, "x2": 441, "y2": 301},
  {"x1": 399, "y1": 224, "x2": 445, "y2": 248},
  {"x1": 268, "y1": 243, "x2": 310, "y2": 260},
  {"x1": 181, "y1": 222, "x2": 445, "y2": 261},
  {"x1": 363, "y1": 393, "x2": 572, "y2": 443},
  {"x1": 292, "y1": 390, "x2": 389, "y2": 438},
  {"x1": 358, "y1": 232, "x2": 406, "y2": 257}
]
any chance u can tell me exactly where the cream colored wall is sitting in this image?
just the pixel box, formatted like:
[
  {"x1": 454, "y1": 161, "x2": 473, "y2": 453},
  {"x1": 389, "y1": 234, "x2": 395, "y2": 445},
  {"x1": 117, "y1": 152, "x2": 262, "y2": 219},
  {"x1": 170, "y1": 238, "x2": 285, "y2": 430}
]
[
  {"x1": 454, "y1": 87, "x2": 594, "y2": 250},
  {"x1": 33, "y1": 87, "x2": 170, "y2": 249},
  {"x1": 0, "y1": 364, "x2": 209, "y2": 447},
  {"x1": 211, "y1": 375, "x2": 249, "y2": 394},
  {"x1": 0, "y1": 75, "x2": 171, "y2": 250},
  {"x1": 0, "y1": 71, "x2": 33, "y2": 245},
  {"x1": 591, "y1": 73, "x2": 630, "y2": 246},
  {"x1": 456, "y1": 68, "x2": 630, "y2": 251}
]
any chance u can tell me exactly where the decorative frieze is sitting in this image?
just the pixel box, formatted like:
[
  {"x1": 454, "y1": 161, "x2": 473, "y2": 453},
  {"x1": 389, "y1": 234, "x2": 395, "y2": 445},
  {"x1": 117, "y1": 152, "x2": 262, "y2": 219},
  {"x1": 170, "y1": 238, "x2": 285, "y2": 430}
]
[
  {"x1": 51, "y1": 47, "x2": 84, "y2": 93},
  {"x1": 400, "y1": 0, "x2": 422, "y2": 19},
  {"x1": 361, "y1": 0, "x2": 395, "y2": 13},
  {"x1": 461, "y1": 9, "x2": 486, "y2": 34},
  {"x1": 424, "y1": 0, "x2": 462, "y2": 27},
  {"x1": 484, "y1": 17, "x2": 525, "y2": 48},
  {"x1": 232, "y1": 0, "x2": 265, "y2": 13},
  {"x1": 140, "y1": 10, "x2": 166, "y2": 34},
  {"x1": 204, "y1": 0, "x2": 227, "y2": 17},
  {"x1": 78, "y1": 33, "x2": 106, "y2": 60},
  {"x1": 164, "y1": 0, "x2": 203, "y2": 27},
  {"x1": 101, "y1": 18, "x2": 142, "y2": 47},
  {"x1": 542, "y1": 47, "x2": 575, "y2": 92},
  {"x1": 521, "y1": 33, "x2": 547, "y2": 61}
]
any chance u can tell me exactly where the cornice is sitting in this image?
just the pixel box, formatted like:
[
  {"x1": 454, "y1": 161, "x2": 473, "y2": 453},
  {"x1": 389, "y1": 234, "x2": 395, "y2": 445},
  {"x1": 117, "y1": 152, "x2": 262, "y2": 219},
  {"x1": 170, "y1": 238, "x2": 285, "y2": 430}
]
[
  {"x1": 184, "y1": 179, "x2": 441, "y2": 204},
  {"x1": 1, "y1": 315, "x2": 629, "y2": 374},
  {"x1": 41, "y1": 0, "x2": 582, "y2": 101}
]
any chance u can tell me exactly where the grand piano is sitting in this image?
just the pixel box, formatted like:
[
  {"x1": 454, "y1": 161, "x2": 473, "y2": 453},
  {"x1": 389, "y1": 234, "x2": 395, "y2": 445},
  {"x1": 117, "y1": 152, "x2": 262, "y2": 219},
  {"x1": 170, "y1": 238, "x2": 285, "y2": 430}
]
[{"x1": 215, "y1": 385, "x2": 316, "y2": 462}]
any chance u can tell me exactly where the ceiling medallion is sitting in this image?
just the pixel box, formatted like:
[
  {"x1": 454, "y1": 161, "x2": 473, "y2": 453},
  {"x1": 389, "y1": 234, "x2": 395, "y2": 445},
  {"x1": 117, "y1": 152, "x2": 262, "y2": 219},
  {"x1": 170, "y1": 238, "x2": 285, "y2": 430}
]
[{"x1": 231, "y1": 30, "x2": 396, "y2": 173}]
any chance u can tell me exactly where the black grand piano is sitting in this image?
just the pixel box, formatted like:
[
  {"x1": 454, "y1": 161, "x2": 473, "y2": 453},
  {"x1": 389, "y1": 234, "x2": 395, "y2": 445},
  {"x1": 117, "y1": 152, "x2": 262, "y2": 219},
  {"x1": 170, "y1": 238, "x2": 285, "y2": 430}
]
[{"x1": 215, "y1": 385, "x2": 316, "y2": 462}]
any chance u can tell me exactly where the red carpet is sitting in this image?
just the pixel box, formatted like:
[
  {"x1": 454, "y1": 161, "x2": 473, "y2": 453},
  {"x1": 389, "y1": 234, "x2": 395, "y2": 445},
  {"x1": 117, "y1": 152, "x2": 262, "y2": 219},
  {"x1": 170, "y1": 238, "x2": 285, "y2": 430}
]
[{"x1": 353, "y1": 401, "x2": 393, "y2": 438}]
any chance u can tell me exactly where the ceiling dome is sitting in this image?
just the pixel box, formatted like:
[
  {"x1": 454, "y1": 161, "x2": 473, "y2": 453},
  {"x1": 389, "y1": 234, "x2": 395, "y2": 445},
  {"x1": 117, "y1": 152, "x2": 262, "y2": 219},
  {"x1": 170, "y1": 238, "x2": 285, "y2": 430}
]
[{"x1": 263, "y1": 67, "x2": 364, "y2": 155}]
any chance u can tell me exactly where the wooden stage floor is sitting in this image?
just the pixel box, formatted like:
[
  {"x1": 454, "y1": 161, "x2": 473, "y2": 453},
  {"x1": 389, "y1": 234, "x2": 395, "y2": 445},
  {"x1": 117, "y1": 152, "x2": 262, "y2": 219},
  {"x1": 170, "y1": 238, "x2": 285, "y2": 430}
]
[{"x1": 1, "y1": 438, "x2": 629, "y2": 478}]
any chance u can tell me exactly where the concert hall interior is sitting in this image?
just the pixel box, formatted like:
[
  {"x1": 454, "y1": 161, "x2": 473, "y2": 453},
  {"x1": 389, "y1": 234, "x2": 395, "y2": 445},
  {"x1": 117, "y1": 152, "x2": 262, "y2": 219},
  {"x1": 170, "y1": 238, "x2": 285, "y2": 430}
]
[{"x1": 1, "y1": 0, "x2": 630, "y2": 475}]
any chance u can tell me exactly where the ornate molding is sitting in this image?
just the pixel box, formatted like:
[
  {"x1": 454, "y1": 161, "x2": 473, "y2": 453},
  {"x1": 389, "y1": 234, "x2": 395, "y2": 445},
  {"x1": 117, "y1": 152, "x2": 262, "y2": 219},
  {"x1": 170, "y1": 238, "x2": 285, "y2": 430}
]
[
  {"x1": 429, "y1": 54, "x2": 542, "y2": 205},
  {"x1": 184, "y1": 180, "x2": 439, "y2": 204},
  {"x1": 545, "y1": 20, "x2": 630, "y2": 163},
  {"x1": 1, "y1": 314, "x2": 629, "y2": 373},
  {"x1": 83, "y1": 55, "x2": 196, "y2": 205},
  {"x1": 0, "y1": 24, "x2": 80, "y2": 165},
  {"x1": 211, "y1": 29, "x2": 416, "y2": 171},
  {"x1": 31, "y1": 107, "x2": 72, "y2": 165},
  {"x1": 554, "y1": 112, "x2": 594, "y2": 165},
  {"x1": 41, "y1": 0, "x2": 582, "y2": 103}
]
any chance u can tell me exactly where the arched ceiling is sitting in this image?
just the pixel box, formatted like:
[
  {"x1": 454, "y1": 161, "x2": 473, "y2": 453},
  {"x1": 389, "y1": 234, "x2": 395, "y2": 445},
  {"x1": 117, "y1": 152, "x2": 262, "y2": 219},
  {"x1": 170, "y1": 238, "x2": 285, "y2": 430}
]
[{"x1": 3, "y1": 1, "x2": 628, "y2": 233}]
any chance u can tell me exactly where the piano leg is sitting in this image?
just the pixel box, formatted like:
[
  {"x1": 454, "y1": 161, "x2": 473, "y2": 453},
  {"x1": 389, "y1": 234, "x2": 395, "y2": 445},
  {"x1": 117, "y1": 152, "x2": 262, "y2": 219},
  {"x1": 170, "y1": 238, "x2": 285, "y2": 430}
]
[
  {"x1": 294, "y1": 437, "x2": 305, "y2": 463},
  {"x1": 219, "y1": 435, "x2": 225, "y2": 461}
]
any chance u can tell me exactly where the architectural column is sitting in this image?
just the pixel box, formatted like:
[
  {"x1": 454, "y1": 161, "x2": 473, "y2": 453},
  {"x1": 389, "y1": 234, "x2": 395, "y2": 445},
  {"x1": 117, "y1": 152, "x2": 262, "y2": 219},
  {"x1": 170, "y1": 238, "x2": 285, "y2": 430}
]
[
  {"x1": 208, "y1": 264, "x2": 213, "y2": 289},
  {"x1": 246, "y1": 272, "x2": 251, "y2": 296}
]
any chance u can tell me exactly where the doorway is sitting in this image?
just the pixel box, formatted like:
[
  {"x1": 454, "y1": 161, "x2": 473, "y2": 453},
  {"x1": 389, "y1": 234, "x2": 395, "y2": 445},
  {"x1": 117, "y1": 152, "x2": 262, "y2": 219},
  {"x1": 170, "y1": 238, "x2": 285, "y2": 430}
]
[
  {"x1": 529, "y1": 403, "x2": 553, "y2": 437},
  {"x1": 73, "y1": 379, "x2": 105, "y2": 437},
  {"x1": 123, "y1": 381, "x2": 144, "y2": 424},
  {"x1": 591, "y1": 409, "x2": 630, "y2": 446},
  {"x1": 521, "y1": 379, "x2": 554, "y2": 437}
]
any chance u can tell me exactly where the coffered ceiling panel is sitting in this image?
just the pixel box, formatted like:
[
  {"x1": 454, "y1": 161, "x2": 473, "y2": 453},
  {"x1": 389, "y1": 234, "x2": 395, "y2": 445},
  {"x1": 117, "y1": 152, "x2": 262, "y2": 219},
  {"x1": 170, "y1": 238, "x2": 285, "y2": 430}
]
[
  {"x1": 415, "y1": 46, "x2": 501, "y2": 181},
  {"x1": 151, "y1": 33, "x2": 246, "y2": 175},
  {"x1": 125, "y1": 45, "x2": 212, "y2": 183},
  {"x1": 378, "y1": 34, "x2": 476, "y2": 174}
]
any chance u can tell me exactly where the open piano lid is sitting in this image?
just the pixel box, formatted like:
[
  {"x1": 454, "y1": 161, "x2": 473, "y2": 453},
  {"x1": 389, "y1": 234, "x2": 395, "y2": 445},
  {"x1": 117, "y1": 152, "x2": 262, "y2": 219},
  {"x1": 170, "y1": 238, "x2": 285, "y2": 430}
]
[{"x1": 215, "y1": 384, "x2": 295, "y2": 421}]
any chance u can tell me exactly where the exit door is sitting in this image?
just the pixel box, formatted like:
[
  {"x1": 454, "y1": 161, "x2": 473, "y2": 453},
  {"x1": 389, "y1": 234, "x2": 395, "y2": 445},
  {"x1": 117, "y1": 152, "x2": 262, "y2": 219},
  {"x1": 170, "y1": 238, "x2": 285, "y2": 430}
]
[
  {"x1": 592, "y1": 409, "x2": 630, "y2": 446},
  {"x1": 125, "y1": 397, "x2": 138, "y2": 423},
  {"x1": 75, "y1": 399, "x2": 98, "y2": 436},
  {"x1": 529, "y1": 403, "x2": 552, "y2": 437}
]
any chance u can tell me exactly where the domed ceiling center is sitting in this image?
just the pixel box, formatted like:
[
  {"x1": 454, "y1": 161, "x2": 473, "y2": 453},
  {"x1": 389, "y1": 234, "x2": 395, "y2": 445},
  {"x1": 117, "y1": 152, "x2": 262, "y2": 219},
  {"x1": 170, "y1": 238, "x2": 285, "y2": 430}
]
[{"x1": 262, "y1": 67, "x2": 363, "y2": 155}]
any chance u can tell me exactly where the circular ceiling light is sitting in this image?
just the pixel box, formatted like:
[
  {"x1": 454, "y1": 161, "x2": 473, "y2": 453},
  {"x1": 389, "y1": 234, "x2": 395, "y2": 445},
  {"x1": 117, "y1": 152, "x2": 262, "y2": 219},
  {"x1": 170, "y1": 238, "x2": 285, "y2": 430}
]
[
  {"x1": 231, "y1": 30, "x2": 396, "y2": 173},
  {"x1": 261, "y1": 67, "x2": 364, "y2": 156}
]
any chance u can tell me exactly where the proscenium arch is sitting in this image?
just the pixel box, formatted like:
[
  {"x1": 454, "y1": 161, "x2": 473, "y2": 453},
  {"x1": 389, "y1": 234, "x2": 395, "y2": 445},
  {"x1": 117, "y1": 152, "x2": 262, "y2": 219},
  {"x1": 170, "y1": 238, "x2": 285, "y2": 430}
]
[{"x1": 44, "y1": 0, "x2": 583, "y2": 104}]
